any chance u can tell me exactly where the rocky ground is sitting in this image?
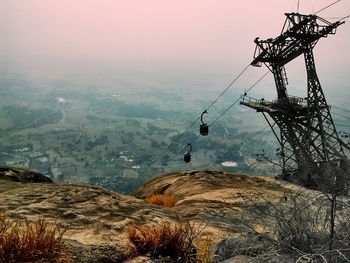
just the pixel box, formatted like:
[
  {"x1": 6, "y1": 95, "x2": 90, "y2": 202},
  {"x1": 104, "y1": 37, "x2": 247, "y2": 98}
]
[
  {"x1": 0, "y1": 168, "x2": 301, "y2": 262},
  {"x1": 133, "y1": 170, "x2": 294, "y2": 237}
]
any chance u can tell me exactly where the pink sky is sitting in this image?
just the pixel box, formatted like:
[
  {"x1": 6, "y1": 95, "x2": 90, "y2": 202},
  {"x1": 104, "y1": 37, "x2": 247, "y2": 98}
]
[{"x1": 0, "y1": 0, "x2": 349, "y2": 84}]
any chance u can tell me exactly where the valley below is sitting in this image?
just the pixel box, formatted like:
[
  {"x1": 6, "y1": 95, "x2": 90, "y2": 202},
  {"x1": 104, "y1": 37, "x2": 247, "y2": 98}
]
[{"x1": 0, "y1": 73, "x2": 278, "y2": 193}]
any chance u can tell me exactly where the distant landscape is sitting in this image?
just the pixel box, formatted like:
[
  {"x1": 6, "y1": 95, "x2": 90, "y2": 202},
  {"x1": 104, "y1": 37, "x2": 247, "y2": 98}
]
[{"x1": 0, "y1": 72, "x2": 279, "y2": 193}]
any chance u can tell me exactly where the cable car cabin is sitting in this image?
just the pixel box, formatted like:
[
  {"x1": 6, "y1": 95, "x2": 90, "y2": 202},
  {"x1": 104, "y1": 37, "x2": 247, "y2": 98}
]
[
  {"x1": 184, "y1": 153, "x2": 191, "y2": 163},
  {"x1": 200, "y1": 123, "x2": 209, "y2": 136},
  {"x1": 200, "y1": 110, "x2": 209, "y2": 136},
  {"x1": 184, "y1": 143, "x2": 192, "y2": 163}
]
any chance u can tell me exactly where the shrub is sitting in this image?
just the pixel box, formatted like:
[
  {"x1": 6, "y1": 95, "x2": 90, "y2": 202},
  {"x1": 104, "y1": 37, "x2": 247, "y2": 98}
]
[
  {"x1": 234, "y1": 189, "x2": 350, "y2": 261},
  {"x1": 128, "y1": 221, "x2": 205, "y2": 262},
  {"x1": 146, "y1": 194, "x2": 178, "y2": 207},
  {"x1": 0, "y1": 213, "x2": 72, "y2": 263}
]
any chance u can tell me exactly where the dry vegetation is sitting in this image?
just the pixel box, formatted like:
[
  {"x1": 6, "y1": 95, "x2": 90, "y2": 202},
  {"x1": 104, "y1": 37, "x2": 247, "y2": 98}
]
[
  {"x1": 195, "y1": 236, "x2": 215, "y2": 263},
  {"x1": 127, "y1": 220, "x2": 211, "y2": 262},
  {"x1": 146, "y1": 194, "x2": 178, "y2": 207},
  {"x1": 232, "y1": 189, "x2": 350, "y2": 262},
  {"x1": 0, "y1": 213, "x2": 72, "y2": 263}
]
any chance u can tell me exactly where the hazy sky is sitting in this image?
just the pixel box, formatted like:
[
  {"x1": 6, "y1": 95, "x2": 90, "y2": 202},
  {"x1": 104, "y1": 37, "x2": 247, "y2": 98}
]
[{"x1": 0, "y1": 0, "x2": 349, "y2": 94}]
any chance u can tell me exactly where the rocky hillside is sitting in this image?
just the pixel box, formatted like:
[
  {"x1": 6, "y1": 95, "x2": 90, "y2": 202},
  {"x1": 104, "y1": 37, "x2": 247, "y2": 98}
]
[
  {"x1": 133, "y1": 170, "x2": 293, "y2": 236},
  {"x1": 0, "y1": 167, "x2": 317, "y2": 262}
]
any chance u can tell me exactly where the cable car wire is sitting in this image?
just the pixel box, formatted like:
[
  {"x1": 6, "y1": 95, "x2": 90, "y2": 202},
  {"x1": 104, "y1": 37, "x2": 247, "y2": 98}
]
[
  {"x1": 178, "y1": 71, "x2": 270, "y2": 158},
  {"x1": 332, "y1": 111, "x2": 350, "y2": 121},
  {"x1": 144, "y1": 64, "x2": 252, "y2": 170},
  {"x1": 335, "y1": 123, "x2": 350, "y2": 128},
  {"x1": 324, "y1": 15, "x2": 350, "y2": 20},
  {"x1": 339, "y1": 15, "x2": 350, "y2": 21},
  {"x1": 331, "y1": 105, "x2": 350, "y2": 113},
  {"x1": 202, "y1": 125, "x2": 270, "y2": 170},
  {"x1": 297, "y1": 0, "x2": 300, "y2": 13},
  {"x1": 209, "y1": 71, "x2": 270, "y2": 128},
  {"x1": 205, "y1": 64, "x2": 250, "y2": 112},
  {"x1": 144, "y1": 116, "x2": 201, "y2": 170},
  {"x1": 238, "y1": 126, "x2": 270, "y2": 150},
  {"x1": 315, "y1": 0, "x2": 342, "y2": 15}
]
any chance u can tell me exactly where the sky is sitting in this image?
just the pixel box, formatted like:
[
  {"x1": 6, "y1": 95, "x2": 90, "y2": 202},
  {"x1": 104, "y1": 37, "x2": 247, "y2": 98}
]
[{"x1": 0, "y1": 0, "x2": 349, "y2": 99}]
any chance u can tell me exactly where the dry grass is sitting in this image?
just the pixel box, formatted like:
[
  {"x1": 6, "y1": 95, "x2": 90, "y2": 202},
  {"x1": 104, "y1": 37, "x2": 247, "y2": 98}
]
[
  {"x1": 146, "y1": 194, "x2": 178, "y2": 207},
  {"x1": 128, "y1": 221, "x2": 206, "y2": 262},
  {"x1": 195, "y1": 236, "x2": 215, "y2": 263},
  {"x1": 0, "y1": 213, "x2": 72, "y2": 263}
]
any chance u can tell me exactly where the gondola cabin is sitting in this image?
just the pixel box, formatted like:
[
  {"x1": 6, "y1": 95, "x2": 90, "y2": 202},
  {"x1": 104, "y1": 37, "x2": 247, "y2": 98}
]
[
  {"x1": 184, "y1": 143, "x2": 192, "y2": 163},
  {"x1": 200, "y1": 110, "x2": 209, "y2": 136},
  {"x1": 184, "y1": 153, "x2": 191, "y2": 163},
  {"x1": 200, "y1": 123, "x2": 209, "y2": 136}
]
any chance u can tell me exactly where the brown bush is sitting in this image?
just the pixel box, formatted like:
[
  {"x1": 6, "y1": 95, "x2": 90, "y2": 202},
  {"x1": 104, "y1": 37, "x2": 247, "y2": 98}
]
[
  {"x1": 128, "y1": 221, "x2": 205, "y2": 262},
  {"x1": 146, "y1": 194, "x2": 178, "y2": 207},
  {"x1": 0, "y1": 213, "x2": 72, "y2": 263}
]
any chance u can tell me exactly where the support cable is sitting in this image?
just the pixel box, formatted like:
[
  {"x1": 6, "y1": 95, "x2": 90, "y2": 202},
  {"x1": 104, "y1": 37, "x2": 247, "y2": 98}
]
[{"x1": 315, "y1": 0, "x2": 342, "y2": 15}]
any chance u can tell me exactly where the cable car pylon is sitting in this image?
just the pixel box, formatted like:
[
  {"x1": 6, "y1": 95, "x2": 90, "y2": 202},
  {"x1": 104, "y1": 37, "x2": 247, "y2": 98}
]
[{"x1": 240, "y1": 12, "x2": 350, "y2": 193}]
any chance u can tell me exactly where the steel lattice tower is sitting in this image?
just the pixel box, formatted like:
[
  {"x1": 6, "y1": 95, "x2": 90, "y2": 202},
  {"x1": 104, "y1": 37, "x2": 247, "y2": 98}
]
[{"x1": 240, "y1": 13, "x2": 350, "y2": 193}]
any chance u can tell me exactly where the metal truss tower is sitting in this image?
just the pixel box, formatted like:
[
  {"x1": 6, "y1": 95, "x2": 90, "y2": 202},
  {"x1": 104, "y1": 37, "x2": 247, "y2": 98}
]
[{"x1": 240, "y1": 13, "x2": 350, "y2": 193}]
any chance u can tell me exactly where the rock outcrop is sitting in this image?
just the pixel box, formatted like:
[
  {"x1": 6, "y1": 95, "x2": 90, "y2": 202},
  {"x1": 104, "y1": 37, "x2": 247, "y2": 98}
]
[
  {"x1": 0, "y1": 166, "x2": 53, "y2": 183},
  {"x1": 1, "y1": 169, "x2": 297, "y2": 262},
  {"x1": 134, "y1": 170, "x2": 291, "y2": 235}
]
